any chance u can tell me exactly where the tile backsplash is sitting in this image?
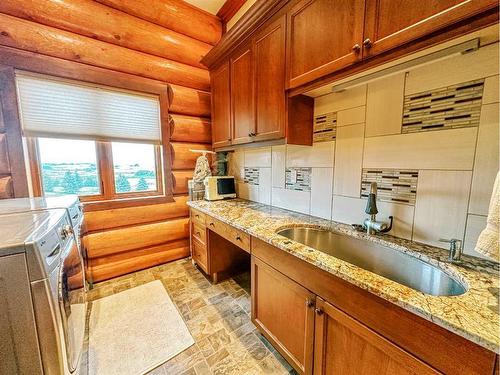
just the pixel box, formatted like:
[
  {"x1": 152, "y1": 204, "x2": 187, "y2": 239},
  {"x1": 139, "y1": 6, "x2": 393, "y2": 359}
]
[{"x1": 227, "y1": 42, "x2": 499, "y2": 259}]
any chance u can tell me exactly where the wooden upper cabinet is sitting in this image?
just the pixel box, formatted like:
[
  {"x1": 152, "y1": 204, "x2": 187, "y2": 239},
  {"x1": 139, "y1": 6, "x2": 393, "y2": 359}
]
[
  {"x1": 313, "y1": 298, "x2": 439, "y2": 375},
  {"x1": 251, "y1": 257, "x2": 315, "y2": 374},
  {"x1": 210, "y1": 61, "x2": 231, "y2": 148},
  {"x1": 286, "y1": 0, "x2": 366, "y2": 89},
  {"x1": 363, "y1": 0, "x2": 498, "y2": 58},
  {"x1": 230, "y1": 44, "x2": 255, "y2": 145},
  {"x1": 253, "y1": 15, "x2": 286, "y2": 142}
]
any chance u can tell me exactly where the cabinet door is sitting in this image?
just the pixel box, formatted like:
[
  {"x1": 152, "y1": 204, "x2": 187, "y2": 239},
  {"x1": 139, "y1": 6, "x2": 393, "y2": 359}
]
[
  {"x1": 230, "y1": 45, "x2": 254, "y2": 145},
  {"x1": 253, "y1": 16, "x2": 286, "y2": 142},
  {"x1": 251, "y1": 256, "x2": 315, "y2": 374},
  {"x1": 363, "y1": 0, "x2": 497, "y2": 57},
  {"x1": 313, "y1": 298, "x2": 438, "y2": 375},
  {"x1": 286, "y1": 0, "x2": 365, "y2": 89},
  {"x1": 210, "y1": 61, "x2": 231, "y2": 148}
]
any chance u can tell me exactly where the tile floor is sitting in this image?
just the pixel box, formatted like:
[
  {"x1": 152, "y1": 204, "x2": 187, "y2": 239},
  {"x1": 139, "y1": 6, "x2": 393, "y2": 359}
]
[{"x1": 83, "y1": 259, "x2": 296, "y2": 375}]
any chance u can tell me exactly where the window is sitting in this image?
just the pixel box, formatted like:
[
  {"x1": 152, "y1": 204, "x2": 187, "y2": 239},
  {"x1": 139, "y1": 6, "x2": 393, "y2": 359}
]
[
  {"x1": 38, "y1": 138, "x2": 100, "y2": 197},
  {"x1": 16, "y1": 72, "x2": 170, "y2": 204},
  {"x1": 112, "y1": 142, "x2": 158, "y2": 194}
]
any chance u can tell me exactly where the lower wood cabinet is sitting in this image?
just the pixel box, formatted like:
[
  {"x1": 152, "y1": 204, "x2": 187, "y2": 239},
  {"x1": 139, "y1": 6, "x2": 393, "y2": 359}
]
[
  {"x1": 251, "y1": 256, "x2": 315, "y2": 374},
  {"x1": 313, "y1": 297, "x2": 438, "y2": 375},
  {"x1": 252, "y1": 254, "x2": 439, "y2": 375}
]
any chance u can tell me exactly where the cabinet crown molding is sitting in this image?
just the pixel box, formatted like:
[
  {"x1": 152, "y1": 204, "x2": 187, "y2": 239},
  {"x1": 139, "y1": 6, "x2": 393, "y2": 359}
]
[{"x1": 201, "y1": 0, "x2": 289, "y2": 68}]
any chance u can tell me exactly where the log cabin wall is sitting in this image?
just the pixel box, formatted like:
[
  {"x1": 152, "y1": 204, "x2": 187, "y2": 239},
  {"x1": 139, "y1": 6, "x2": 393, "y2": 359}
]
[{"x1": 0, "y1": 0, "x2": 220, "y2": 283}]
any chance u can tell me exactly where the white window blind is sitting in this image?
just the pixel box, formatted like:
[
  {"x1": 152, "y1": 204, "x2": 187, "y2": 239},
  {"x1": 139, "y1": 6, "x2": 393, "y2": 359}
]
[{"x1": 15, "y1": 72, "x2": 161, "y2": 143}]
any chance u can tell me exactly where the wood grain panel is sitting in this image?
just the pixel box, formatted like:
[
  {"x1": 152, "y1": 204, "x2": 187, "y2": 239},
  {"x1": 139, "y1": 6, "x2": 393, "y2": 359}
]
[
  {"x1": 0, "y1": 65, "x2": 28, "y2": 198},
  {"x1": 170, "y1": 142, "x2": 212, "y2": 170},
  {"x1": 0, "y1": 0, "x2": 211, "y2": 69},
  {"x1": 169, "y1": 114, "x2": 211, "y2": 143},
  {"x1": 89, "y1": 239, "x2": 189, "y2": 282},
  {"x1": 84, "y1": 195, "x2": 189, "y2": 232},
  {"x1": 0, "y1": 14, "x2": 210, "y2": 90},
  {"x1": 0, "y1": 176, "x2": 13, "y2": 198},
  {"x1": 0, "y1": 133, "x2": 10, "y2": 174},
  {"x1": 94, "y1": 0, "x2": 222, "y2": 45},
  {"x1": 172, "y1": 170, "x2": 192, "y2": 195},
  {"x1": 85, "y1": 217, "x2": 189, "y2": 258},
  {"x1": 167, "y1": 84, "x2": 211, "y2": 117}
]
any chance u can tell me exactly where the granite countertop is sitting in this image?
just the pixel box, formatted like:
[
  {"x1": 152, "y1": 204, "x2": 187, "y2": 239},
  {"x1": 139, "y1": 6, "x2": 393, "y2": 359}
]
[{"x1": 187, "y1": 199, "x2": 500, "y2": 353}]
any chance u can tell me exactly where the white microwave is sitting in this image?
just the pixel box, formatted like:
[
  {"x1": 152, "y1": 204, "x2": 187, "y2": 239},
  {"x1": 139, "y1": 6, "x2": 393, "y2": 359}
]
[{"x1": 204, "y1": 176, "x2": 236, "y2": 201}]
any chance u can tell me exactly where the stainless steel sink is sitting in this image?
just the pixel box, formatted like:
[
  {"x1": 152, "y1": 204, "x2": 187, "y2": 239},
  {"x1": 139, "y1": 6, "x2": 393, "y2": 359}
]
[{"x1": 277, "y1": 227, "x2": 467, "y2": 296}]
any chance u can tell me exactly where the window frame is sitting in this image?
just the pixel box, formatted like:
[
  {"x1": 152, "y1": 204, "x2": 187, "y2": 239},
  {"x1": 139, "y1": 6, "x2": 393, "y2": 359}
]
[
  {"x1": 28, "y1": 137, "x2": 165, "y2": 203},
  {"x1": 11, "y1": 61, "x2": 174, "y2": 211}
]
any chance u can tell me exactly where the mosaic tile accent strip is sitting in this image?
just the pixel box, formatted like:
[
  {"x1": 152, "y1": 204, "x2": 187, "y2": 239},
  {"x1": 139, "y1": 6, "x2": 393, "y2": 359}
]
[
  {"x1": 244, "y1": 168, "x2": 259, "y2": 185},
  {"x1": 285, "y1": 168, "x2": 311, "y2": 191},
  {"x1": 313, "y1": 112, "x2": 337, "y2": 142},
  {"x1": 361, "y1": 169, "x2": 418, "y2": 205},
  {"x1": 402, "y1": 79, "x2": 484, "y2": 133}
]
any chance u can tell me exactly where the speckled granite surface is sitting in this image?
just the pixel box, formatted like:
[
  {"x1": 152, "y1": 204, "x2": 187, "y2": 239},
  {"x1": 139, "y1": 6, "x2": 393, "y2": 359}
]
[{"x1": 187, "y1": 199, "x2": 500, "y2": 353}]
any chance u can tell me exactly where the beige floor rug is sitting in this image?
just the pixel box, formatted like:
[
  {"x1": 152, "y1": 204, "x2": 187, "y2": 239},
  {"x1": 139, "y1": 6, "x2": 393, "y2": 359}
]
[{"x1": 88, "y1": 280, "x2": 194, "y2": 375}]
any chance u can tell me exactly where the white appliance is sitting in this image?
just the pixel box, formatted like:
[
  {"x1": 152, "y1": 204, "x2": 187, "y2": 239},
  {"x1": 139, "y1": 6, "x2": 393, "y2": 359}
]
[
  {"x1": 0, "y1": 195, "x2": 90, "y2": 284},
  {"x1": 0, "y1": 209, "x2": 87, "y2": 375},
  {"x1": 204, "y1": 176, "x2": 236, "y2": 200}
]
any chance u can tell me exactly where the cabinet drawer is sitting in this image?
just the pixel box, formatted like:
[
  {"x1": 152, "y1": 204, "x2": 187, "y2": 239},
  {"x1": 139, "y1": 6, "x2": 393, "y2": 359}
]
[
  {"x1": 191, "y1": 209, "x2": 206, "y2": 226},
  {"x1": 192, "y1": 221, "x2": 206, "y2": 244},
  {"x1": 192, "y1": 237, "x2": 208, "y2": 273},
  {"x1": 206, "y1": 217, "x2": 250, "y2": 253}
]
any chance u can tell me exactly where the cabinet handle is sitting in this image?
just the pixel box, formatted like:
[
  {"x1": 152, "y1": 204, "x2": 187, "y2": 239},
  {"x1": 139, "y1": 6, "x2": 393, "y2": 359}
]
[
  {"x1": 363, "y1": 38, "x2": 372, "y2": 48},
  {"x1": 305, "y1": 299, "x2": 314, "y2": 308},
  {"x1": 248, "y1": 132, "x2": 256, "y2": 137},
  {"x1": 352, "y1": 43, "x2": 361, "y2": 52},
  {"x1": 196, "y1": 231, "x2": 201, "y2": 236},
  {"x1": 315, "y1": 308, "x2": 324, "y2": 315},
  {"x1": 195, "y1": 214, "x2": 200, "y2": 218},
  {"x1": 209, "y1": 222, "x2": 215, "y2": 227},
  {"x1": 235, "y1": 235, "x2": 241, "y2": 241}
]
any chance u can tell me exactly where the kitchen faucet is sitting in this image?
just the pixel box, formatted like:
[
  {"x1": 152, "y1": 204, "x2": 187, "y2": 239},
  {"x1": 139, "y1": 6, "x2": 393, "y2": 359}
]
[{"x1": 363, "y1": 182, "x2": 393, "y2": 234}]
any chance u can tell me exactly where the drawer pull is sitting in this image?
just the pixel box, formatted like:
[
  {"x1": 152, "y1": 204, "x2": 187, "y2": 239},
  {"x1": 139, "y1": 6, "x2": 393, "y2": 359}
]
[
  {"x1": 236, "y1": 235, "x2": 241, "y2": 241},
  {"x1": 209, "y1": 222, "x2": 215, "y2": 227},
  {"x1": 305, "y1": 299, "x2": 314, "y2": 308},
  {"x1": 195, "y1": 214, "x2": 200, "y2": 218},
  {"x1": 196, "y1": 231, "x2": 201, "y2": 236},
  {"x1": 315, "y1": 308, "x2": 324, "y2": 315},
  {"x1": 363, "y1": 38, "x2": 372, "y2": 48}
]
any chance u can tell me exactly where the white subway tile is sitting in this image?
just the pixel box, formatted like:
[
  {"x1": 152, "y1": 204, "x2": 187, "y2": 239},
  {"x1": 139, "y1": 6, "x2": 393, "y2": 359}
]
[
  {"x1": 405, "y1": 43, "x2": 499, "y2": 95},
  {"x1": 314, "y1": 85, "x2": 367, "y2": 115},
  {"x1": 228, "y1": 151, "x2": 245, "y2": 181},
  {"x1": 245, "y1": 147, "x2": 271, "y2": 167},
  {"x1": 333, "y1": 124, "x2": 364, "y2": 197},
  {"x1": 469, "y1": 103, "x2": 499, "y2": 215},
  {"x1": 271, "y1": 145, "x2": 286, "y2": 188},
  {"x1": 413, "y1": 170, "x2": 472, "y2": 248},
  {"x1": 463, "y1": 214, "x2": 489, "y2": 259},
  {"x1": 363, "y1": 127, "x2": 477, "y2": 170},
  {"x1": 331, "y1": 195, "x2": 414, "y2": 239},
  {"x1": 337, "y1": 106, "x2": 365, "y2": 127},
  {"x1": 365, "y1": 73, "x2": 405, "y2": 137},
  {"x1": 237, "y1": 182, "x2": 259, "y2": 202},
  {"x1": 258, "y1": 168, "x2": 272, "y2": 205},
  {"x1": 286, "y1": 141, "x2": 335, "y2": 168},
  {"x1": 272, "y1": 188, "x2": 310, "y2": 214},
  {"x1": 483, "y1": 75, "x2": 499, "y2": 104},
  {"x1": 311, "y1": 168, "x2": 333, "y2": 219}
]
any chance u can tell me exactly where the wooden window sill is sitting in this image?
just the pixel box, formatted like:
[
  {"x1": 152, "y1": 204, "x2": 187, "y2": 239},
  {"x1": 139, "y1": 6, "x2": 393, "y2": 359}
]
[{"x1": 82, "y1": 194, "x2": 174, "y2": 212}]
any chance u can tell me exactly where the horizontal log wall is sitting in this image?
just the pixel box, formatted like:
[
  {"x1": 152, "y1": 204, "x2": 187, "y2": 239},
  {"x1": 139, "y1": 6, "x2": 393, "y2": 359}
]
[{"x1": 0, "y1": 0, "x2": 216, "y2": 282}]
